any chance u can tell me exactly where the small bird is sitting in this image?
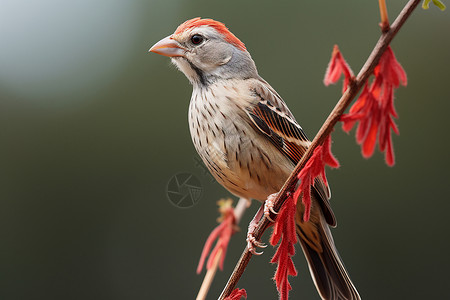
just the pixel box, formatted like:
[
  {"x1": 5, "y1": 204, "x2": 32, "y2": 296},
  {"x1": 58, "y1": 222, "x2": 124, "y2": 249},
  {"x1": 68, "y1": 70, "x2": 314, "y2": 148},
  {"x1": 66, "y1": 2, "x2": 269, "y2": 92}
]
[{"x1": 150, "y1": 18, "x2": 360, "y2": 300}]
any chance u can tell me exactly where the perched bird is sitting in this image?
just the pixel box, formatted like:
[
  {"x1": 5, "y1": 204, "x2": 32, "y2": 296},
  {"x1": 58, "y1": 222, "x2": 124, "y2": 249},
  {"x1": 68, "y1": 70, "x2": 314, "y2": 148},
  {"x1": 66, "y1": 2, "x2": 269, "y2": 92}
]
[{"x1": 150, "y1": 18, "x2": 360, "y2": 300}]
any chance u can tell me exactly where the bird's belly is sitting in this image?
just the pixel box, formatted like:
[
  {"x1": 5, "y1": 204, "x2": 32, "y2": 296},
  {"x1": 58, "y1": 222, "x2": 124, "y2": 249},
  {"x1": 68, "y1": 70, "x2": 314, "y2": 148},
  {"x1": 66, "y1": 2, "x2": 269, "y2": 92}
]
[{"x1": 188, "y1": 92, "x2": 293, "y2": 201}]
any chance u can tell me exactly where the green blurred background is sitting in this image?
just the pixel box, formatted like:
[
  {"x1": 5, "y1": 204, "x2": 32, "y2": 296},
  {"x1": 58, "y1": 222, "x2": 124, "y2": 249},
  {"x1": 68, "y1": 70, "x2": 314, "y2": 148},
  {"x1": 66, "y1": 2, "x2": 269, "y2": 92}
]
[{"x1": 0, "y1": 1, "x2": 449, "y2": 299}]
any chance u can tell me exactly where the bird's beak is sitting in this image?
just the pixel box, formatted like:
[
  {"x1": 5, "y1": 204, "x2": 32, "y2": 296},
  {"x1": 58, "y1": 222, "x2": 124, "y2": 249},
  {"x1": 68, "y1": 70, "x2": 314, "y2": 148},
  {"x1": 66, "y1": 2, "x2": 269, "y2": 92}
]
[{"x1": 149, "y1": 35, "x2": 186, "y2": 57}]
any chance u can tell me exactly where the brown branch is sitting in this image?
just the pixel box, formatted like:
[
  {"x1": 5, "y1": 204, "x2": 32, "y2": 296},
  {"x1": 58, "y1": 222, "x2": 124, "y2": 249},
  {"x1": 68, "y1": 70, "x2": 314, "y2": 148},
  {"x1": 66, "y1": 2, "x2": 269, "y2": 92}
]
[{"x1": 218, "y1": 0, "x2": 421, "y2": 298}]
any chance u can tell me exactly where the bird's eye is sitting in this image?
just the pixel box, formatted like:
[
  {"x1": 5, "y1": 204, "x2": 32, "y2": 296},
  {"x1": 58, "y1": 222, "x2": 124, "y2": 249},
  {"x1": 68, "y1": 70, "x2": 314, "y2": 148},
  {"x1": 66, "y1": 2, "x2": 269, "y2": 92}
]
[{"x1": 191, "y1": 34, "x2": 204, "y2": 45}]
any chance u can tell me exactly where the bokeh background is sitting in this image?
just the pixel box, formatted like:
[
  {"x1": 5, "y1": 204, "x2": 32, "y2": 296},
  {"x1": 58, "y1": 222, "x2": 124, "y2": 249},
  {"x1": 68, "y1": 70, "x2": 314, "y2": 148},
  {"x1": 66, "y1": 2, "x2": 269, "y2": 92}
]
[{"x1": 1, "y1": 1, "x2": 449, "y2": 299}]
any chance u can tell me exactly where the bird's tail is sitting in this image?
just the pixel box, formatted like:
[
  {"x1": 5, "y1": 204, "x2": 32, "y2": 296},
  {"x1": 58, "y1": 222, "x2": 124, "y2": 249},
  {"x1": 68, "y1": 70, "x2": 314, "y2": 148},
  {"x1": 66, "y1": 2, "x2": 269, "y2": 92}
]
[{"x1": 296, "y1": 209, "x2": 360, "y2": 300}]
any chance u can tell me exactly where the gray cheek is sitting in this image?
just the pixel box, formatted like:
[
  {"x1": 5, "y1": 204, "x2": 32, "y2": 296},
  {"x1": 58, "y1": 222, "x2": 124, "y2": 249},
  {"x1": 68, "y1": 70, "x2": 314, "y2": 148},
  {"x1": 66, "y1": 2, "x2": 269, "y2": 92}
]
[{"x1": 198, "y1": 43, "x2": 233, "y2": 66}]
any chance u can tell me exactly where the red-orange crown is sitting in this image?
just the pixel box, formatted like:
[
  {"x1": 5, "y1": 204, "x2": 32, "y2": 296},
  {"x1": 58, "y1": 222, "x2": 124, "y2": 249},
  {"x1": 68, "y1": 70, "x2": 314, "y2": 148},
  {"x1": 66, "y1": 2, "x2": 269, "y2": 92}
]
[{"x1": 174, "y1": 17, "x2": 246, "y2": 51}]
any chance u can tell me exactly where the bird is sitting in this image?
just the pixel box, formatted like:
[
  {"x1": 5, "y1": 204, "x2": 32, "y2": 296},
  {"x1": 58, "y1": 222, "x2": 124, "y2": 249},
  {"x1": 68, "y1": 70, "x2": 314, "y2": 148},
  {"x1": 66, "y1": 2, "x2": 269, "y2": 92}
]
[{"x1": 149, "y1": 17, "x2": 360, "y2": 300}]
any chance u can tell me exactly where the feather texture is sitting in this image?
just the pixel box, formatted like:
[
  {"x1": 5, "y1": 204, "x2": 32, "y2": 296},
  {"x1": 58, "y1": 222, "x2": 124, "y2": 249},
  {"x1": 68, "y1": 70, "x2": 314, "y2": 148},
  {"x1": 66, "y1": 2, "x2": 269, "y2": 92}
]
[{"x1": 151, "y1": 18, "x2": 360, "y2": 300}]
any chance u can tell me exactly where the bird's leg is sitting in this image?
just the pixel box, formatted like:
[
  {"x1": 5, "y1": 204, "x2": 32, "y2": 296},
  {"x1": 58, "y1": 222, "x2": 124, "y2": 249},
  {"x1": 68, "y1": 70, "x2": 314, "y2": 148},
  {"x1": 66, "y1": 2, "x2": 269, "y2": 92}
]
[
  {"x1": 246, "y1": 204, "x2": 267, "y2": 255},
  {"x1": 264, "y1": 192, "x2": 279, "y2": 222},
  {"x1": 246, "y1": 193, "x2": 280, "y2": 255}
]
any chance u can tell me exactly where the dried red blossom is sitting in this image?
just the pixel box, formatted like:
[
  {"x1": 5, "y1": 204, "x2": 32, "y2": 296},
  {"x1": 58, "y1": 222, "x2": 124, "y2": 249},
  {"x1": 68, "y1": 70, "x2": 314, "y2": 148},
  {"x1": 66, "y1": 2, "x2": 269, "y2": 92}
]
[
  {"x1": 224, "y1": 288, "x2": 247, "y2": 300},
  {"x1": 341, "y1": 46, "x2": 406, "y2": 166},
  {"x1": 269, "y1": 135, "x2": 339, "y2": 299},
  {"x1": 324, "y1": 45, "x2": 354, "y2": 93},
  {"x1": 270, "y1": 194, "x2": 298, "y2": 300},
  {"x1": 197, "y1": 199, "x2": 236, "y2": 274},
  {"x1": 294, "y1": 135, "x2": 340, "y2": 222}
]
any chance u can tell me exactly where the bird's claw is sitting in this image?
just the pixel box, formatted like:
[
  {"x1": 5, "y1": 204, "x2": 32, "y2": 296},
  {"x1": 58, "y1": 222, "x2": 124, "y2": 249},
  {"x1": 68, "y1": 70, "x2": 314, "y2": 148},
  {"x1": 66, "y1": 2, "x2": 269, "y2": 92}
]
[
  {"x1": 264, "y1": 193, "x2": 279, "y2": 222},
  {"x1": 246, "y1": 215, "x2": 267, "y2": 255},
  {"x1": 246, "y1": 233, "x2": 267, "y2": 255}
]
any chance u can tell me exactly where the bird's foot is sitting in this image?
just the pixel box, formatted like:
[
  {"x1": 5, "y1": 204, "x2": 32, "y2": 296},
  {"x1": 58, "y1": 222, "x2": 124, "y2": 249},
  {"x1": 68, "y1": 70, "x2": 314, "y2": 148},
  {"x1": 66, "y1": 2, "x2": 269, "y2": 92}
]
[
  {"x1": 246, "y1": 220, "x2": 267, "y2": 255},
  {"x1": 264, "y1": 193, "x2": 279, "y2": 222},
  {"x1": 246, "y1": 204, "x2": 267, "y2": 255}
]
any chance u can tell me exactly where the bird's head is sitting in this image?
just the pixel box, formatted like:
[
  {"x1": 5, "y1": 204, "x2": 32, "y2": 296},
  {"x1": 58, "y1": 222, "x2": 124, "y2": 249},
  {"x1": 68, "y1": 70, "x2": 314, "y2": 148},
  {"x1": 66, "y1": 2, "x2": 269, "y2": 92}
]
[{"x1": 149, "y1": 18, "x2": 258, "y2": 86}]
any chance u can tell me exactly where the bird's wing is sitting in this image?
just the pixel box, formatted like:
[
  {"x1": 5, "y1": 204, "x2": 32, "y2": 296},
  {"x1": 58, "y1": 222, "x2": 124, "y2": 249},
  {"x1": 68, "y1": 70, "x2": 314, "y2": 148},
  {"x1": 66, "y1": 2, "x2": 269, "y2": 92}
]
[{"x1": 246, "y1": 79, "x2": 336, "y2": 226}]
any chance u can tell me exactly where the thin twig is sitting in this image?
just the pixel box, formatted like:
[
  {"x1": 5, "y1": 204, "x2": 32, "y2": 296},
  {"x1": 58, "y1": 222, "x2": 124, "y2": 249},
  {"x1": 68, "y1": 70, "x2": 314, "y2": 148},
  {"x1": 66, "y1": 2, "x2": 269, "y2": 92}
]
[
  {"x1": 233, "y1": 197, "x2": 250, "y2": 224},
  {"x1": 197, "y1": 248, "x2": 222, "y2": 300},
  {"x1": 196, "y1": 197, "x2": 249, "y2": 300},
  {"x1": 218, "y1": 1, "x2": 421, "y2": 298},
  {"x1": 379, "y1": 0, "x2": 391, "y2": 32}
]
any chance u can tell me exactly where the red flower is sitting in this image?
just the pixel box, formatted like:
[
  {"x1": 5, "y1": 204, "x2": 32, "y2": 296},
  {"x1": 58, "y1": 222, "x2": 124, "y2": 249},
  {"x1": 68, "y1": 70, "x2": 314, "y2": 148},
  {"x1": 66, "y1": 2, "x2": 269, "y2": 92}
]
[
  {"x1": 294, "y1": 135, "x2": 340, "y2": 222},
  {"x1": 341, "y1": 46, "x2": 406, "y2": 166},
  {"x1": 270, "y1": 194, "x2": 298, "y2": 300},
  {"x1": 269, "y1": 135, "x2": 338, "y2": 300},
  {"x1": 197, "y1": 199, "x2": 236, "y2": 273},
  {"x1": 224, "y1": 288, "x2": 247, "y2": 300},
  {"x1": 324, "y1": 45, "x2": 354, "y2": 93}
]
